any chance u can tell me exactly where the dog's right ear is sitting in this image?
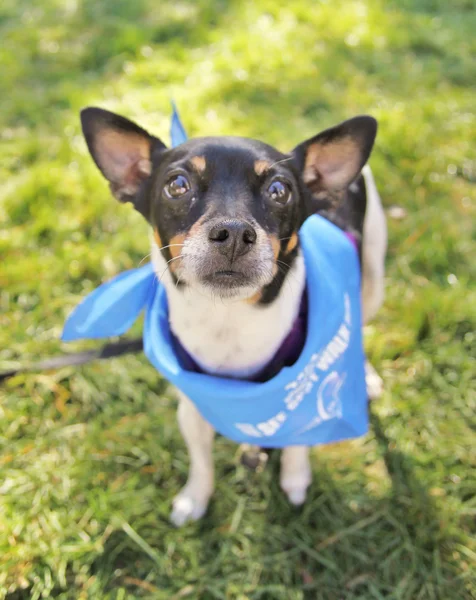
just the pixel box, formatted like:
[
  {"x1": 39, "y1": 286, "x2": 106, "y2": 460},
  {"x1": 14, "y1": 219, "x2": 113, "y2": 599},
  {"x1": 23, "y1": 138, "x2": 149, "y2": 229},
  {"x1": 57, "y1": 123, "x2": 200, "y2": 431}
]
[{"x1": 80, "y1": 107, "x2": 166, "y2": 218}]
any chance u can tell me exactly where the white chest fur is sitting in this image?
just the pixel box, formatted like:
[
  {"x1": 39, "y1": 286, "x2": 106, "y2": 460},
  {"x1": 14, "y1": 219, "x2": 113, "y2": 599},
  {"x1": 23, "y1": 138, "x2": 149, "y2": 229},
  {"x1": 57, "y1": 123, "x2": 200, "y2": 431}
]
[{"x1": 151, "y1": 242, "x2": 306, "y2": 379}]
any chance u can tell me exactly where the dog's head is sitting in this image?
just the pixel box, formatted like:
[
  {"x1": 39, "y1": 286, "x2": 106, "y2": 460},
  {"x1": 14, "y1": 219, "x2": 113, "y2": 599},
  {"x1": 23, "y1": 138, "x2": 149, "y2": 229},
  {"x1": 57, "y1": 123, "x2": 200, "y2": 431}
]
[{"x1": 80, "y1": 108, "x2": 376, "y2": 302}]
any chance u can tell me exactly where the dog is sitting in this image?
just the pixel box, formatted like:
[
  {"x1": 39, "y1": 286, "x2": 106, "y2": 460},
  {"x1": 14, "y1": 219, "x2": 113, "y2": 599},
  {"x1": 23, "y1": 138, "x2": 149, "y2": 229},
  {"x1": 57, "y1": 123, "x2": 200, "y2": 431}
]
[{"x1": 80, "y1": 107, "x2": 387, "y2": 525}]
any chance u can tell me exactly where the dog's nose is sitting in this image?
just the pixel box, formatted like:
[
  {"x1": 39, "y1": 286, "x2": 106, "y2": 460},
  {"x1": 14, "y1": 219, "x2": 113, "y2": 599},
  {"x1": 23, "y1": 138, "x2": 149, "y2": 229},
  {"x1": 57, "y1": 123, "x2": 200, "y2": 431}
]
[{"x1": 208, "y1": 220, "x2": 257, "y2": 260}]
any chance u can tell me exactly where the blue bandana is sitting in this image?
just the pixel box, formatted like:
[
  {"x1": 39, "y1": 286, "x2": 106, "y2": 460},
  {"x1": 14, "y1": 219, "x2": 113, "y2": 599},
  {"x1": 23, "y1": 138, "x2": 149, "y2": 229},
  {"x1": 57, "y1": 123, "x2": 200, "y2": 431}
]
[{"x1": 63, "y1": 107, "x2": 368, "y2": 447}]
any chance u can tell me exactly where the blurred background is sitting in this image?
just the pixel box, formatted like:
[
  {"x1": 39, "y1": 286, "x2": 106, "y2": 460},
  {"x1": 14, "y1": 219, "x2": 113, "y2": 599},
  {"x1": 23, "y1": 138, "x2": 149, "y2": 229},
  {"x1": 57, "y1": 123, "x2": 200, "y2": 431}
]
[{"x1": 1, "y1": 0, "x2": 475, "y2": 598}]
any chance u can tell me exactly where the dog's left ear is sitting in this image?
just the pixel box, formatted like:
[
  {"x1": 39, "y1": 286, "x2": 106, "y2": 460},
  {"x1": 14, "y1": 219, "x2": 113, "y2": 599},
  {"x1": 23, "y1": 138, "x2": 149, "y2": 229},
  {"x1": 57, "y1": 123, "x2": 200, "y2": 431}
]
[{"x1": 292, "y1": 115, "x2": 377, "y2": 196}]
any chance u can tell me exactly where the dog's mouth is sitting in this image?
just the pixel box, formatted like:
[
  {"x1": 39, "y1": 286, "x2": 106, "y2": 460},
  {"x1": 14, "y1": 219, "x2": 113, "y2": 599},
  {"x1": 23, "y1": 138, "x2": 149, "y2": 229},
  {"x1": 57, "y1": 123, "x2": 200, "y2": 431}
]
[{"x1": 202, "y1": 269, "x2": 250, "y2": 289}]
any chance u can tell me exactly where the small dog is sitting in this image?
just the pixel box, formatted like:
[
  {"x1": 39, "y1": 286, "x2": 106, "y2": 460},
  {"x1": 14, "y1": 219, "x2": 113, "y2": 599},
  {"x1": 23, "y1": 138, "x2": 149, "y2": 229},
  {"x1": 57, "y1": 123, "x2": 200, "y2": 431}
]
[{"x1": 80, "y1": 107, "x2": 386, "y2": 525}]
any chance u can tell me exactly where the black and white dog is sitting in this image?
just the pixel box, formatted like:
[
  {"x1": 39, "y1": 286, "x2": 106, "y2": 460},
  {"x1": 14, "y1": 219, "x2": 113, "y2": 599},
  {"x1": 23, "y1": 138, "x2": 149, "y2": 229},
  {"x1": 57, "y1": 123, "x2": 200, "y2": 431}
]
[{"x1": 80, "y1": 108, "x2": 386, "y2": 525}]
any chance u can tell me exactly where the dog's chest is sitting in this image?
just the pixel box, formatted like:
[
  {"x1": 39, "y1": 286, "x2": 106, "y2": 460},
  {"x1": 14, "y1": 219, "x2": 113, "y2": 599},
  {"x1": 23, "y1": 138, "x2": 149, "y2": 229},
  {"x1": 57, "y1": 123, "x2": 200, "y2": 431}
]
[
  {"x1": 157, "y1": 256, "x2": 306, "y2": 379},
  {"x1": 169, "y1": 299, "x2": 283, "y2": 377}
]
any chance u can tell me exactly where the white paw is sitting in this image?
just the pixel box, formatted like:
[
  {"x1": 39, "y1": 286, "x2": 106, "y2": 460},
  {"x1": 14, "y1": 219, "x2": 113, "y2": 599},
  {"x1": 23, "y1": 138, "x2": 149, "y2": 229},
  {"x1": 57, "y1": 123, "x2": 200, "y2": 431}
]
[
  {"x1": 365, "y1": 361, "x2": 383, "y2": 400},
  {"x1": 170, "y1": 485, "x2": 211, "y2": 527},
  {"x1": 280, "y1": 472, "x2": 311, "y2": 506},
  {"x1": 285, "y1": 486, "x2": 308, "y2": 506}
]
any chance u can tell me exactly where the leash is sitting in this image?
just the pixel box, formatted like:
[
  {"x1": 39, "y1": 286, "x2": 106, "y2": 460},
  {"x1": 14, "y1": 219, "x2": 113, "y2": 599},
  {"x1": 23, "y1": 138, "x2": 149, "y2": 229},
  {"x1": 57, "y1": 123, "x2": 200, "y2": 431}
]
[{"x1": 0, "y1": 337, "x2": 143, "y2": 382}]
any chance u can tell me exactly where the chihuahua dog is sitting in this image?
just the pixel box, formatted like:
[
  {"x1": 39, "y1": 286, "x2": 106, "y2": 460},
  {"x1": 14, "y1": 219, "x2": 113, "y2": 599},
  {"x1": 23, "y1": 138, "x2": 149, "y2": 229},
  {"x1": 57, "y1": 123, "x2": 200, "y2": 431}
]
[{"x1": 80, "y1": 107, "x2": 386, "y2": 526}]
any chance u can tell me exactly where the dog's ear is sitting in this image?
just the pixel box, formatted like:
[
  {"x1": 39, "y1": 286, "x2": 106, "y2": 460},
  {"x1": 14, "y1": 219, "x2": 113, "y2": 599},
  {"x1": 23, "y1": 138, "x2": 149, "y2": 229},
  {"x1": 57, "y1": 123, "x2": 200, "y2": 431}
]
[
  {"x1": 292, "y1": 116, "x2": 377, "y2": 196},
  {"x1": 80, "y1": 107, "x2": 166, "y2": 218}
]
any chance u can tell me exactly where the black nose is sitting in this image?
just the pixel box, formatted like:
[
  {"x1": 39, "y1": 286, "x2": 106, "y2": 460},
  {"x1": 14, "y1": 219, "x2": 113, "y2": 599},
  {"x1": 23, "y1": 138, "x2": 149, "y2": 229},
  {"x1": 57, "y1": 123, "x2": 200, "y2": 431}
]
[{"x1": 208, "y1": 220, "x2": 257, "y2": 261}]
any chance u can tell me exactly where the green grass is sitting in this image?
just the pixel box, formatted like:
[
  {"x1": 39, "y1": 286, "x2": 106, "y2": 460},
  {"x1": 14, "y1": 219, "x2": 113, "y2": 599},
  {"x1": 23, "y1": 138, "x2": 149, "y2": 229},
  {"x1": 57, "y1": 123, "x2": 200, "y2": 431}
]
[{"x1": 1, "y1": 0, "x2": 475, "y2": 598}]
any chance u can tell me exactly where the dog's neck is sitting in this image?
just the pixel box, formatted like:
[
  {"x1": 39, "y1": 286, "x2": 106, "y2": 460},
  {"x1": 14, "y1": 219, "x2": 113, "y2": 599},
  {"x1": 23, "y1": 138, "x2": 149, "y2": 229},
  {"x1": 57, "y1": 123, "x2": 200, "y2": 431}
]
[{"x1": 151, "y1": 241, "x2": 306, "y2": 379}]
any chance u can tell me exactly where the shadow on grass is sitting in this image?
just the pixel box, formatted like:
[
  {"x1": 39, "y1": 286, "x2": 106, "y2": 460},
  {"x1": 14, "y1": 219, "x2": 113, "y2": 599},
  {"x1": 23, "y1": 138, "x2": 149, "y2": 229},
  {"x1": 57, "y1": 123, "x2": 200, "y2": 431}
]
[
  {"x1": 2, "y1": 382, "x2": 470, "y2": 598},
  {"x1": 79, "y1": 422, "x2": 469, "y2": 600},
  {"x1": 176, "y1": 412, "x2": 467, "y2": 599}
]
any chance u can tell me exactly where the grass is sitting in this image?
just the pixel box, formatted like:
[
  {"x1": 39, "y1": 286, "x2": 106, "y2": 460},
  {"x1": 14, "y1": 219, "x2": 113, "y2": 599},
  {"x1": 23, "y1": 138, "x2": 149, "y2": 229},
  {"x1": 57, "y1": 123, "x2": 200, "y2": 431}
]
[{"x1": 1, "y1": 0, "x2": 475, "y2": 598}]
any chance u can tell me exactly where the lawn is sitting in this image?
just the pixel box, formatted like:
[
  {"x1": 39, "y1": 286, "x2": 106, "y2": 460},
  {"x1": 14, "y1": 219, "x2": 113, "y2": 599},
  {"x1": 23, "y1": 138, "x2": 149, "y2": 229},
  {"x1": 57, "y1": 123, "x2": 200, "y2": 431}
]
[{"x1": 1, "y1": 0, "x2": 475, "y2": 598}]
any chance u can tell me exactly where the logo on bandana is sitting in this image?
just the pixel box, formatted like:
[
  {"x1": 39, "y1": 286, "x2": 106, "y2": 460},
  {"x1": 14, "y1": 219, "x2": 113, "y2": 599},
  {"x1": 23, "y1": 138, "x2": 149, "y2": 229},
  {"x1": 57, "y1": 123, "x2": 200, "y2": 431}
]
[
  {"x1": 234, "y1": 294, "x2": 351, "y2": 439},
  {"x1": 317, "y1": 371, "x2": 345, "y2": 421}
]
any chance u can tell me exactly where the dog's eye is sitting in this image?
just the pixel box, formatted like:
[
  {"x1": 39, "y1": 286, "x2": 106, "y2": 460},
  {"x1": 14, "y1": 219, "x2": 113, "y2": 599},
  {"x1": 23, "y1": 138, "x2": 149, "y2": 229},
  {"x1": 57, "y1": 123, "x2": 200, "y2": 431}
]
[
  {"x1": 164, "y1": 174, "x2": 190, "y2": 199},
  {"x1": 267, "y1": 180, "x2": 291, "y2": 205}
]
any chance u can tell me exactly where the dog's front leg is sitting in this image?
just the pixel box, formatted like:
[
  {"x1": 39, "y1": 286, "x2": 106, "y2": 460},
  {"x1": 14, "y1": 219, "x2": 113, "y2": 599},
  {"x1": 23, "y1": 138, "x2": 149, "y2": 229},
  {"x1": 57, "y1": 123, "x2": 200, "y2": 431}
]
[
  {"x1": 280, "y1": 446, "x2": 311, "y2": 505},
  {"x1": 171, "y1": 392, "x2": 215, "y2": 526}
]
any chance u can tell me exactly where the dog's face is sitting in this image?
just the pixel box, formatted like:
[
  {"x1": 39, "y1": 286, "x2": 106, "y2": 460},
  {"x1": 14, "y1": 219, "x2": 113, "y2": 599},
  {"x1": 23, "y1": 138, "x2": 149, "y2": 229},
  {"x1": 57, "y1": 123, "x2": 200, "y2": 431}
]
[{"x1": 80, "y1": 108, "x2": 376, "y2": 302}]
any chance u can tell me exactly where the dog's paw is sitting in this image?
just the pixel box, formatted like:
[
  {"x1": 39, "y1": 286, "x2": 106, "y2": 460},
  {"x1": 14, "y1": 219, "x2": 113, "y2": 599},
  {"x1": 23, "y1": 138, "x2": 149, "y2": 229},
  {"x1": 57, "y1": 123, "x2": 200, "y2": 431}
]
[
  {"x1": 280, "y1": 471, "x2": 311, "y2": 506},
  {"x1": 170, "y1": 485, "x2": 211, "y2": 527},
  {"x1": 365, "y1": 361, "x2": 384, "y2": 401},
  {"x1": 280, "y1": 447, "x2": 311, "y2": 506}
]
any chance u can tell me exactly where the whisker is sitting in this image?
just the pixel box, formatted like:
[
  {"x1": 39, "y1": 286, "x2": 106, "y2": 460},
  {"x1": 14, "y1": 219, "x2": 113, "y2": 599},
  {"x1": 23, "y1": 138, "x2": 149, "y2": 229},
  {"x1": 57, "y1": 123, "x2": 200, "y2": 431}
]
[
  {"x1": 157, "y1": 243, "x2": 186, "y2": 252},
  {"x1": 138, "y1": 253, "x2": 152, "y2": 266},
  {"x1": 158, "y1": 255, "x2": 183, "y2": 283},
  {"x1": 276, "y1": 259, "x2": 291, "y2": 271},
  {"x1": 269, "y1": 156, "x2": 293, "y2": 170},
  {"x1": 154, "y1": 251, "x2": 204, "y2": 287},
  {"x1": 276, "y1": 260, "x2": 301, "y2": 286},
  {"x1": 145, "y1": 242, "x2": 186, "y2": 271}
]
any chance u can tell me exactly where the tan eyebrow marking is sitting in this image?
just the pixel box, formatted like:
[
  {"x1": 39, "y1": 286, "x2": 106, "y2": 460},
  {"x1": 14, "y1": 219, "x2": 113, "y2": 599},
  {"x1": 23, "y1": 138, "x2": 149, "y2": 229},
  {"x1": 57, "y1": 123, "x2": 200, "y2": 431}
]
[
  {"x1": 190, "y1": 155, "x2": 206, "y2": 173},
  {"x1": 254, "y1": 159, "x2": 271, "y2": 176}
]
